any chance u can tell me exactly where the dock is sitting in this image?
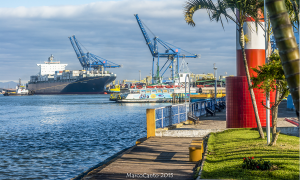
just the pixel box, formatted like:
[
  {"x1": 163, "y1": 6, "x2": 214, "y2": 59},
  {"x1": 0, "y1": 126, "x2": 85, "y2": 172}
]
[
  {"x1": 79, "y1": 101, "x2": 298, "y2": 180},
  {"x1": 82, "y1": 137, "x2": 197, "y2": 180}
]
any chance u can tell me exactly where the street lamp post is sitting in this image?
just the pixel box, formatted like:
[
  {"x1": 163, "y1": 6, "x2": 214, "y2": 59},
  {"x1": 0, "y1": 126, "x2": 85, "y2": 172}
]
[
  {"x1": 213, "y1": 63, "x2": 217, "y2": 99},
  {"x1": 264, "y1": 0, "x2": 270, "y2": 145}
]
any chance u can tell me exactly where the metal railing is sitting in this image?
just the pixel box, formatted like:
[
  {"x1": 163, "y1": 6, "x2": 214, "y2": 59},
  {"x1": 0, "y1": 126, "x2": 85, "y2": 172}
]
[
  {"x1": 153, "y1": 97, "x2": 225, "y2": 129},
  {"x1": 155, "y1": 104, "x2": 188, "y2": 129},
  {"x1": 189, "y1": 97, "x2": 226, "y2": 117}
]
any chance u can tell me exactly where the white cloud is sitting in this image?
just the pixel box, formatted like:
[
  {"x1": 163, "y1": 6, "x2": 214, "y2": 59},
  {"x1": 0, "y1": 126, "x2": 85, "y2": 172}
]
[
  {"x1": 0, "y1": 0, "x2": 184, "y2": 19},
  {"x1": 0, "y1": 0, "x2": 236, "y2": 83}
]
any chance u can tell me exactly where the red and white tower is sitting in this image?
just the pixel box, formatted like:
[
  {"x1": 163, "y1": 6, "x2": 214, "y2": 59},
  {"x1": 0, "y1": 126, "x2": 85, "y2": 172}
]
[{"x1": 226, "y1": 13, "x2": 275, "y2": 128}]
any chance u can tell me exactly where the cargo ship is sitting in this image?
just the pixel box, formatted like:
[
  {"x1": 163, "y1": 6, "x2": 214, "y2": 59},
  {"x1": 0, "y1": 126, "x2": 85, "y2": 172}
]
[{"x1": 27, "y1": 55, "x2": 116, "y2": 94}]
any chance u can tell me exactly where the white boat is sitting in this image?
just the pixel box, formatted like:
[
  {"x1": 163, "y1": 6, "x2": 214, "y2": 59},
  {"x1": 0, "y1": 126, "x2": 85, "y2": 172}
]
[
  {"x1": 114, "y1": 87, "x2": 197, "y2": 103},
  {"x1": 3, "y1": 79, "x2": 34, "y2": 96}
]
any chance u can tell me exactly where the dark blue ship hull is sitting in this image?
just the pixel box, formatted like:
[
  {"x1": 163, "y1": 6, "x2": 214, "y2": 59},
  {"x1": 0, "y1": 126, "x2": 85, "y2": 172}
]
[{"x1": 28, "y1": 76, "x2": 116, "y2": 94}]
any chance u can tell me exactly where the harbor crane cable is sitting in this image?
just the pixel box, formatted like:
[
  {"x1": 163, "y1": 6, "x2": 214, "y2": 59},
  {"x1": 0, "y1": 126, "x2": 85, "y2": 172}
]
[{"x1": 140, "y1": 20, "x2": 156, "y2": 37}]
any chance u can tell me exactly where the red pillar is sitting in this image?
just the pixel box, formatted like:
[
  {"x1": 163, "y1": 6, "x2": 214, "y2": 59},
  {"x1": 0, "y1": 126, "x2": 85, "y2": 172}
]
[{"x1": 226, "y1": 14, "x2": 275, "y2": 128}]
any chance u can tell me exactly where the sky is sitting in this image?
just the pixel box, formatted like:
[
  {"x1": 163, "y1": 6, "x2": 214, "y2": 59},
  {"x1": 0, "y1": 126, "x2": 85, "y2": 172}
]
[{"x1": 0, "y1": 0, "x2": 237, "y2": 83}]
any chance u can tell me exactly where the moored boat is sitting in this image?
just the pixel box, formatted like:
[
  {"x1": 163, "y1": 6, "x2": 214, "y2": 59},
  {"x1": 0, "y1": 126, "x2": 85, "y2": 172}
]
[
  {"x1": 3, "y1": 79, "x2": 34, "y2": 96},
  {"x1": 114, "y1": 87, "x2": 198, "y2": 103}
]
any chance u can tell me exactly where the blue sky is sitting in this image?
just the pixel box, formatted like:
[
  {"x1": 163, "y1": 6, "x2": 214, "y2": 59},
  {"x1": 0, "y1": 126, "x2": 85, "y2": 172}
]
[{"x1": 0, "y1": 0, "x2": 237, "y2": 82}]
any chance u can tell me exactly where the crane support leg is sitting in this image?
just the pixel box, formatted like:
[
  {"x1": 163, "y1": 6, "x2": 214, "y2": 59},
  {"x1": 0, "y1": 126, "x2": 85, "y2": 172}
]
[
  {"x1": 177, "y1": 55, "x2": 179, "y2": 78},
  {"x1": 157, "y1": 54, "x2": 160, "y2": 83},
  {"x1": 152, "y1": 57, "x2": 155, "y2": 84},
  {"x1": 161, "y1": 61, "x2": 173, "y2": 77},
  {"x1": 172, "y1": 60, "x2": 174, "y2": 80}
]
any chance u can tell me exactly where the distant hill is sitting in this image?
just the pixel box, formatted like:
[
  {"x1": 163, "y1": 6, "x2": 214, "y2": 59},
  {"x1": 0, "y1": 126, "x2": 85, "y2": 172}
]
[{"x1": 0, "y1": 81, "x2": 18, "y2": 89}]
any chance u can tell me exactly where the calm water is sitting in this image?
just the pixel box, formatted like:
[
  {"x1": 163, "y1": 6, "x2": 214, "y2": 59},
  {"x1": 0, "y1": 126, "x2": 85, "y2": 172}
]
[{"x1": 0, "y1": 95, "x2": 170, "y2": 179}]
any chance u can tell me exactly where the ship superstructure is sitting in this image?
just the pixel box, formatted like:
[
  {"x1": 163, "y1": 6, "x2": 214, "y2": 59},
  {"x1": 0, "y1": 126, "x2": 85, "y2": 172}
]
[{"x1": 37, "y1": 54, "x2": 67, "y2": 76}]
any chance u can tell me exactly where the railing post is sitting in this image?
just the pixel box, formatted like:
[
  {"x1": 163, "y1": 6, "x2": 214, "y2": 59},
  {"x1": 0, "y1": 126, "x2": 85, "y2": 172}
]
[
  {"x1": 169, "y1": 106, "x2": 172, "y2": 126},
  {"x1": 146, "y1": 109, "x2": 156, "y2": 138},
  {"x1": 186, "y1": 103, "x2": 188, "y2": 121},
  {"x1": 193, "y1": 103, "x2": 195, "y2": 117},
  {"x1": 201, "y1": 102, "x2": 204, "y2": 116},
  {"x1": 178, "y1": 105, "x2": 180, "y2": 123},
  {"x1": 161, "y1": 108, "x2": 164, "y2": 128}
]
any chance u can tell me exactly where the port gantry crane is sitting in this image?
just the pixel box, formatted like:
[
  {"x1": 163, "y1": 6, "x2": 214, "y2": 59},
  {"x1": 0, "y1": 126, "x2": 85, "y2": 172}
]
[
  {"x1": 134, "y1": 14, "x2": 200, "y2": 84},
  {"x1": 68, "y1": 35, "x2": 121, "y2": 71}
]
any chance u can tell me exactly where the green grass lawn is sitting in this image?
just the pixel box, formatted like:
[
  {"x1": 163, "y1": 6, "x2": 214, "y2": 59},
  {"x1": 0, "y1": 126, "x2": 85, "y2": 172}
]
[{"x1": 201, "y1": 129, "x2": 300, "y2": 180}]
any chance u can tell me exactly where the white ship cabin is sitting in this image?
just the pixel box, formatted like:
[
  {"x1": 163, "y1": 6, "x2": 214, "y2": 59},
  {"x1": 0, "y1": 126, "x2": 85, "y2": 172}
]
[
  {"x1": 37, "y1": 54, "x2": 68, "y2": 76},
  {"x1": 179, "y1": 73, "x2": 191, "y2": 83}
]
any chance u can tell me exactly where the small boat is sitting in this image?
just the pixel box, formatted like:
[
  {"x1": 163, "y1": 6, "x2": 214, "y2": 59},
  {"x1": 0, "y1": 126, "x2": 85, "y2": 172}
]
[
  {"x1": 106, "y1": 85, "x2": 121, "y2": 93},
  {"x1": 3, "y1": 79, "x2": 34, "y2": 96}
]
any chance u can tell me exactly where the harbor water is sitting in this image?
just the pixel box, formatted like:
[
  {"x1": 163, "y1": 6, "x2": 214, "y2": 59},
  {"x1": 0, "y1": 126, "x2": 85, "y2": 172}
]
[{"x1": 0, "y1": 95, "x2": 170, "y2": 179}]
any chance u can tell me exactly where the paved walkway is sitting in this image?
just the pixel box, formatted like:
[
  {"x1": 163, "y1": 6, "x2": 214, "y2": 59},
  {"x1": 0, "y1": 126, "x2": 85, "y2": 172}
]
[
  {"x1": 82, "y1": 137, "x2": 196, "y2": 180},
  {"x1": 81, "y1": 100, "x2": 298, "y2": 180}
]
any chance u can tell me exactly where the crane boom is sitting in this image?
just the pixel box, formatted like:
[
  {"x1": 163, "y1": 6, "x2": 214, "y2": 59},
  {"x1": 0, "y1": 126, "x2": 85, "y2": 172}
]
[
  {"x1": 68, "y1": 37, "x2": 85, "y2": 68},
  {"x1": 72, "y1": 35, "x2": 89, "y2": 68},
  {"x1": 134, "y1": 14, "x2": 156, "y2": 56}
]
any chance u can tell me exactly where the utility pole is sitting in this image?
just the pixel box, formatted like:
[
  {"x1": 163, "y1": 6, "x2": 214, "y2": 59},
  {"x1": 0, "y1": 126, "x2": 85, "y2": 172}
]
[
  {"x1": 213, "y1": 63, "x2": 217, "y2": 99},
  {"x1": 139, "y1": 70, "x2": 141, "y2": 82},
  {"x1": 264, "y1": 1, "x2": 270, "y2": 144}
]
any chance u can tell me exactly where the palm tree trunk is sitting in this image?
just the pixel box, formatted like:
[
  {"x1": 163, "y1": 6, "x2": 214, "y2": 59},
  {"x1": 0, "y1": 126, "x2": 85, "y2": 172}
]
[
  {"x1": 270, "y1": 85, "x2": 280, "y2": 146},
  {"x1": 266, "y1": 0, "x2": 300, "y2": 116},
  {"x1": 239, "y1": 27, "x2": 265, "y2": 139}
]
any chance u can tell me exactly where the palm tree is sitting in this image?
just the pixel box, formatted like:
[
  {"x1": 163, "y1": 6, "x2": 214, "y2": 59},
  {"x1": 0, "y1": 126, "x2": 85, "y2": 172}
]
[
  {"x1": 265, "y1": 0, "x2": 299, "y2": 116},
  {"x1": 184, "y1": 0, "x2": 266, "y2": 138}
]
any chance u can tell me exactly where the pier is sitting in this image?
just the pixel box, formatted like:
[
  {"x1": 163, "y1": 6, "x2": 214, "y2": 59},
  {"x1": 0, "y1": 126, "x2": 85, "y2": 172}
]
[
  {"x1": 81, "y1": 137, "x2": 197, "y2": 180},
  {"x1": 77, "y1": 100, "x2": 298, "y2": 180},
  {"x1": 79, "y1": 110, "x2": 227, "y2": 180}
]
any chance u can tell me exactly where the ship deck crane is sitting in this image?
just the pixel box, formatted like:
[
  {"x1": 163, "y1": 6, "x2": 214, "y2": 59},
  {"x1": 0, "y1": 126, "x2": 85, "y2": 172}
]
[
  {"x1": 69, "y1": 35, "x2": 121, "y2": 71},
  {"x1": 134, "y1": 14, "x2": 200, "y2": 84}
]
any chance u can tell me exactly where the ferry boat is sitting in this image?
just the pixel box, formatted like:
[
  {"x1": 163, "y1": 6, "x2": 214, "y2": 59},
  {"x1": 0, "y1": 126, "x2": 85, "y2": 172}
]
[{"x1": 111, "y1": 86, "x2": 198, "y2": 103}]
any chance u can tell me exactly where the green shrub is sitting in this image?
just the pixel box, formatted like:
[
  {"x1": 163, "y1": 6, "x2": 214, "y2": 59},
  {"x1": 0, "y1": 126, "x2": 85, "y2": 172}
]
[{"x1": 242, "y1": 157, "x2": 276, "y2": 170}]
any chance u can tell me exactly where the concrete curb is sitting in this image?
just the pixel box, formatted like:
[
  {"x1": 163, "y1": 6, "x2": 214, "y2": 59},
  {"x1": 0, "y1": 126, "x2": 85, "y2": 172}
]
[
  {"x1": 277, "y1": 127, "x2": 299, "y2": 137},
  {"x1": 196, "y1": 134, "x2": 210, "y2": 180}
]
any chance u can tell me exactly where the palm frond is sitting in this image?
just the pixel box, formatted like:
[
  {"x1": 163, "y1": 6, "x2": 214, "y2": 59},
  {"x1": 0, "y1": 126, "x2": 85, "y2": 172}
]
[
  {"x1": 291, "y1": 0, "x2": 299, "y2": 30},
  {"x1": 184, "y1": 0, "x2": 218, "y2": 26},
  {"x1": 184, "y1": 0, "x2": 264, "y2": 30}
]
